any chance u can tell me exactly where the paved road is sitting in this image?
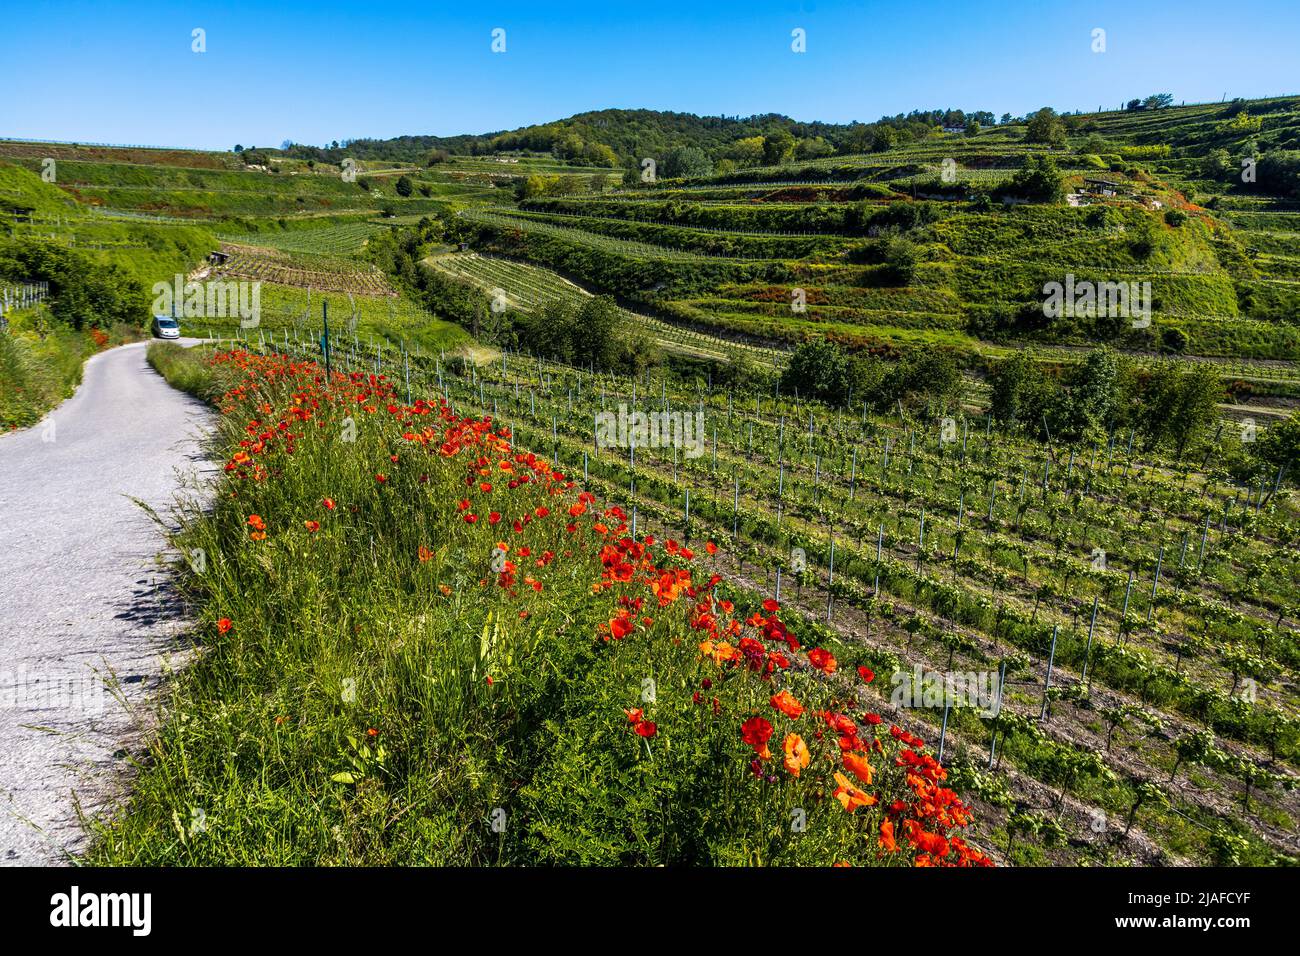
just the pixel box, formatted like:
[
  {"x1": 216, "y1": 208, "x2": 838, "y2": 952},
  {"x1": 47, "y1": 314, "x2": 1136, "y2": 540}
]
[{"x1": 0, "y1": 340, "x2": 214, "y2": 864}]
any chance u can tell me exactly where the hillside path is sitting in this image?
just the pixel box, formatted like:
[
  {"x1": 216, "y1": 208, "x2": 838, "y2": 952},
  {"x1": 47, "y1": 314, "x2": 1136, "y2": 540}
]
[{"x1": 0, "y1": 340, "x2": 214, "y2": 865}]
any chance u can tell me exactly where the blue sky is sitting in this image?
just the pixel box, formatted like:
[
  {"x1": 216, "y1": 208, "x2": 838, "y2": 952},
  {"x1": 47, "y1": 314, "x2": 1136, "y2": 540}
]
[{"x1": 1, "y1": 0, "x2": 1297, "y2": 150}]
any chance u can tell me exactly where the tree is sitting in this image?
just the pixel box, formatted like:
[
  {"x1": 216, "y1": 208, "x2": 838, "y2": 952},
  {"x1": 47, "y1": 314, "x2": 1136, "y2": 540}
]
[
  {"x1": 989, "y1": 352, "x2": 1057, "y2": 430},
  {"x1": 1055, "y1": 348, "x2": 1124, "y2": 441},
  {"x1": 1005, "y1": 154, "x2": 1066, "y2": 203},
  {"x1": 762, "y1": 130, "x2": 796, "y2": 165},
  {"x1": 1222, "y1": 110, "x2": 1263, "y2": 135},
  {"x1": 516, "y1": 295, "x2": 648, "y2": 373},
  {"x1": 727, "y1": 136, "x2": 766, "y2": 167},
  {"x1": 1142, "y1": 93, "x2": 1174, "y2": 110},
  {"x1": 662, "y1": 146, "x2": 713, "y2": 179},
  {"x1": 888, "y1": 351, "x2": 962, "y2": 414},
  {"x1": 1140, "y1": 363, "x2": 1222, "y2": 461},
  {"x1": 1025, "y1": 108, "x2": 1066, "y2": 147},
  {"x1": 781, "y1": 339, "x2": 855, "y2": 406},
  {"x1": 1201, "y1": 148, "x2": 1235, "y2": 180},
  {"x1": 519, "y1": 174, "x2": 563, "y2": 200},
  {"x1": 879, "y1": 235, "x2": 919, "y2": 284},
  {"x1": 1078, "y1": 134, "x2": 1108, "y2": 156},
  {"x1": 1245, "y1": 410, "x2": 1300, "y2": 492},
  {"x1": 795, "y1": 136, "x2": 835, "y2": 160},
  {"x1": 1258, "y1": 151, "x2": 1300, "y2": 197},
  {"x1": 581, "y1": 141, "x2": 619, "y2": 168},
  {"x1": 394, "y1": 175, "x2": 414, "y2": 198},
  {"x1": 870, "y1": 125, "x2": 899, "y2": 152},
  {"x1": 233, "y1": 144, "x2": 244, "y2": 153},
  {"x1": 0, "y1": 241, "x2": 146, "y2": 331}
]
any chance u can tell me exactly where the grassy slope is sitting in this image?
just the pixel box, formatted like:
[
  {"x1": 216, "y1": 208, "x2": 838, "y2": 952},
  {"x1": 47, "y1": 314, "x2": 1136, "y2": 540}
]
[
  {"x1": 93, "y1": 343, "x2": 991, "y2": 866},
  {"x1": 0, "y1": 307, "x2": 144, "y2": 429}
]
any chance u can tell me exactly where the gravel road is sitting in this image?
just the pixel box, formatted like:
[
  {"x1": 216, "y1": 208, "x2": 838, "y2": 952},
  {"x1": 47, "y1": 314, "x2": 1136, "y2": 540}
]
[{"x1": 0, "y1": 340, "x2": 214, "y2": 865}]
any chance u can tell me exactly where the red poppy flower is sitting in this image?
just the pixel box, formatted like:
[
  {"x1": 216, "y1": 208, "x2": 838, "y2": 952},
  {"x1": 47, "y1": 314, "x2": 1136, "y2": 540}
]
[
  {"x1": 216, "y1": 617, "x2": 232, "y2": 634},
  {"x1": 741, "y1": 716, "x2": 774, "y2": 760},
  {"x1": 609, "y1": 612, "x2": 635, "y2": 640},
  {"x1": 808, "y1": 648, "x2": 838, "y2": 674}
]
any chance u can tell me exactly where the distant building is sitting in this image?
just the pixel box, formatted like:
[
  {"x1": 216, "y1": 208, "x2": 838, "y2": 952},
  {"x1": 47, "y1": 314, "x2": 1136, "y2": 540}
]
[{"x1": 1081, "y1": 177, "x2": 1129, "y2": 197}]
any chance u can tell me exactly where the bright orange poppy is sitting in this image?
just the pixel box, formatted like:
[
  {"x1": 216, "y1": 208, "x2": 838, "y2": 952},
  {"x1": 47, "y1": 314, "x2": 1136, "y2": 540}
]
[
  {"x1": 879, "y1": 819, "x2": 898, "y2": 852},
  {"x1": 843, "y1": 751, "x2": 874, "y2": 785},
  {"x1": 808, "y1": 647, "x2": 838, "y2": 674},
  {"x1": 770, "y1": 689, "x2": 804, "y2": 719},
  {"x1": 832, "y1": 772, "x2": 877, "y2": 813},
  {"x1": 782, "y1": 733, "x2": 810, "y2": 777}
]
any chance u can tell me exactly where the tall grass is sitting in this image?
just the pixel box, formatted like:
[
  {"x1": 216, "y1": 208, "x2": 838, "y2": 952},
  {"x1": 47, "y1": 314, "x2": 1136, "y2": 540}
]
[
  {"x1": 0, "y1": 317, "x2": 141, "y2": 429},
  {"x1": 146, "y1": 342, "x2": 217, "y2": 400}
]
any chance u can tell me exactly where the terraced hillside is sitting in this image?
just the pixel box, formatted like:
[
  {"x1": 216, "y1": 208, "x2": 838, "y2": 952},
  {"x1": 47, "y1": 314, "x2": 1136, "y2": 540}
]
[{"x1": 443, "y1": 98, "x2": 1300, "y2": 418}]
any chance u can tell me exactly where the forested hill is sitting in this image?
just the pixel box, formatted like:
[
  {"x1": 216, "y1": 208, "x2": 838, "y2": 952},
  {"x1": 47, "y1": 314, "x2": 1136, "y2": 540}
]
[{"x1": 279, "y1": 106, "x2": 1001, "y2": 168}]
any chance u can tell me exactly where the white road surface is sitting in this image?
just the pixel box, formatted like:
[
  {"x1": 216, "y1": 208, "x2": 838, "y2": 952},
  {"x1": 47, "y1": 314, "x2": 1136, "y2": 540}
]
[{"x1": 0, "y1": 340, "x2": 214, "y2": 865}]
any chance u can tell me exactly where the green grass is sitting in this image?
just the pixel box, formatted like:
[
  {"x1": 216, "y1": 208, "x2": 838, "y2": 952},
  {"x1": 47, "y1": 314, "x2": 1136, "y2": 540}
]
[{"x1": 146, "y1": 341, "x2": 217, "y2": 399}]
